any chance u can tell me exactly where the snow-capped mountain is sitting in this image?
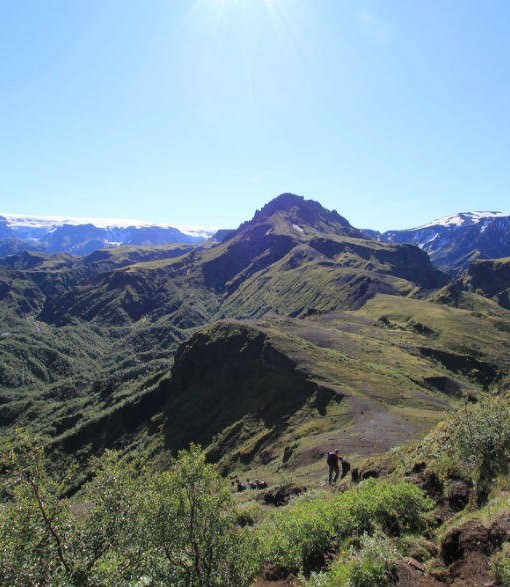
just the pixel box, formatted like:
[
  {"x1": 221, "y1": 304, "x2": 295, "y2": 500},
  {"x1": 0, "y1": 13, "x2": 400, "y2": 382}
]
[
  {"x1": 366, "y1": 211, "x2": 510, "y2": 272},
  {"x1": 0, "y1": 213, "x2": 218, "y2": 257},
  {"x1": 416, "y1": 211, "x2": 509, "y2": 229}
]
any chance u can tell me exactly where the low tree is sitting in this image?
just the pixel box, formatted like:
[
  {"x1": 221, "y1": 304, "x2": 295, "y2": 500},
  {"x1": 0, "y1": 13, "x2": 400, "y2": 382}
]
[
  {"x1": 138, "y1": 444, "x2": 259, "y2": 586},
  {"x1": 1, "y1": 434, "x2": 260, "y2": 586},
  {"x1": 0, "y1": 432, "x2": 144, "y2": 585}
]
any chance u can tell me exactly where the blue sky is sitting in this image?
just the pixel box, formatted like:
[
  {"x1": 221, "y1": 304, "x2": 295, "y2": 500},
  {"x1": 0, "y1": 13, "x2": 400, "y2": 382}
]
[{"x1": 1, "y1": 1, "x2": 509, "y2": 230}]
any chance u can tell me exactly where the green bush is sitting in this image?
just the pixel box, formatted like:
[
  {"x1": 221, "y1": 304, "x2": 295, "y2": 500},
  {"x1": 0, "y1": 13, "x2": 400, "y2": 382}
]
[
  {"x1": 451, "y1": 397, "x2": 510, "y2": 504},
  {"x1": 307, "y1": 533, "x2": 399, "y2": 587},
  {"x1": 0, "y1": 435, "x2": 149, "y2": 586},
  {"x1": 260, "y1": 479, "x2": 433, "y2": 573},
  {"x1": 261, "y1": 495, "x2": 337, "y2": 572},
  {"x1": 0, "y1": 436, "x2": 260, "y2": 586},
  {"x1": 137, "y1": 444, "x2": 260, "y2": 586},
  {"x1": 490, "y1": 542, "x2": 510, "y2": 586}
]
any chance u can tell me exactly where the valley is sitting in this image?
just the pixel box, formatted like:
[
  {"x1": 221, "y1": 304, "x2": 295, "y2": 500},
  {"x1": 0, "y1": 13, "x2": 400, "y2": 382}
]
[{"x1": 1, "y1": 194, "x2": 509, "y2": 586}]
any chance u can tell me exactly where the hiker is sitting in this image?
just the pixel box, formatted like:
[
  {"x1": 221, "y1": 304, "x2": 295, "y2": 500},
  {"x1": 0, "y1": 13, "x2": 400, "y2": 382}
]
[{"x1": 327, "y1": 449, "x2": 341, "y2": 484}]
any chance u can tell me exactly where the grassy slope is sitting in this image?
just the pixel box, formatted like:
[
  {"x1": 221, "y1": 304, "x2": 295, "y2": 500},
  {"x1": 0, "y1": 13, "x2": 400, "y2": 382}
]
[
  {"x1": 214, "y1": 294, "x2": 510, "y2": 484},
  {"x1": 0, "y1": 199, "x2": 507, "y2": 482},
  {"x1": 2, "y1": 288, "x2": 509, "y2": 482}
]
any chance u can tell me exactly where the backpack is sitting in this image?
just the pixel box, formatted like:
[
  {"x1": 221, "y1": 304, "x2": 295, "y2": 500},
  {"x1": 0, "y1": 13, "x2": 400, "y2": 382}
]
[{"x1": 326, "y1": 452, "x2": 337, "y2": 467}]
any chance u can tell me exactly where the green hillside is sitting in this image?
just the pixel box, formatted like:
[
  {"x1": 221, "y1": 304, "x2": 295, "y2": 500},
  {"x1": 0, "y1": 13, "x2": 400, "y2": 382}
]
[
  {"x1": 1, "y1": 195, "x2": 509, "y2": 586},
  {"x1": 1, "y1": 195, "x2": 508, "y2": 477}
]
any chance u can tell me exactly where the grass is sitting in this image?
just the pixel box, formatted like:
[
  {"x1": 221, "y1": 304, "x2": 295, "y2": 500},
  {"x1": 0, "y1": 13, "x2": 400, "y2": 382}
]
[
  {"x1": 3, "y1": 286, "x2": 510, "y2": 486},
  {"x1": 1, "y1": 204, "x2": 510, "y2": 483}
]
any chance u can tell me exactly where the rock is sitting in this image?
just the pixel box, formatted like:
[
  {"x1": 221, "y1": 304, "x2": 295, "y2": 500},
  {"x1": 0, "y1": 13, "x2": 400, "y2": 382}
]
[
  {"x1": 404, "y1": 557, "x2": 426, "y2": 572},
  {"x1": 442, "y1": 520, "x2": 490, "y2": 565},
  {"x1": 446, "y1": 479, "x2": 471, "y2": 512},
  {"x1": 440, "y1": 516, "x2": 510, "y2": 586},
  {"x1": 259, "y1": 484, "x2": 306, "y2": 507},
  {"x1": 361, "y1": 468, "x2": 379, "y2": 480},
  {"x1": 260, "y1": 563, "x2": 298, "y2": 582},
  {"x1": 395, "y1": 561, "x2": 443, "y2": 586},
  {"x1": 412, "y1": 461, "x2": 427, "y2": 474},
  {"x1": 489, "y1": 512, "x2": 510, "y2": 548},
  {"x1": 282, "y1": 445, "x2": 293, "y2": 463}
]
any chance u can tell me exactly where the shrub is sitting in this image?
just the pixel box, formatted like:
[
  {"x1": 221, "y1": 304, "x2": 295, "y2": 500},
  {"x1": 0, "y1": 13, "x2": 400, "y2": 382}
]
[
  {"x1": 137, "y1": 444, "x2": 260, "y2": 586},
  {"x1": 307, "y1": 533, "x2": 399, "y2": 587},
  {"x1": 490, "y1": 542, "x2": 510, "y2": 586},
  {"x1": 0, "y1": 436, "x2": 260, "y2": 586},
  {"x1": 451, "y1": 397, "x2": 510, "y2": 504},
  {"x1": 366, "y1": 479, "x2": 433, "y2": 536},
  {"x1": 261, "y1": 495, "x2": 337, "y2": 573},
  {"x1": 260, "y1": 479, "x2": 432, "y2": 573},
  {"x1": 0, "y1": 434, "x2": 146, "y2": 586}
]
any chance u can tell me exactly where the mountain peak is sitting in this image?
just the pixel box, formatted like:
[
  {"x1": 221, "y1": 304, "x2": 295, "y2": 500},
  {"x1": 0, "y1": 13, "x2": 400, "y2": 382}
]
[
  {"x1": 247, "y1": 193, "x2": 360, "y2": 237},
  {"x1": 256, "y1": 193, "x2": 307, "y2": 217}
]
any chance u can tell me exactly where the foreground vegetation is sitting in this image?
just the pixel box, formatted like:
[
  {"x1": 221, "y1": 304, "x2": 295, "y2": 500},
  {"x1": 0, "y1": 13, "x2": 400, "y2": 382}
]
[
  {"x1": 1, "y1": 435, "x2": 432, "y2": 586},
  {"x1": 1, "y1": 394, "x2": 508, "y2": 586},
  {"x1": 1, "y1": 438, "x2": 259, "y2": 586}
]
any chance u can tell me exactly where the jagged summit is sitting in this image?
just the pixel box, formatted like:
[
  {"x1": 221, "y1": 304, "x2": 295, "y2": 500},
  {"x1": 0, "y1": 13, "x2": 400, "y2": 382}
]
[
  {"x1": 255, "y1": 193, "x2": 316, "y2": 217},
  {"x1": 238, "y1": 193, "x2": 361, "y2": 239}
]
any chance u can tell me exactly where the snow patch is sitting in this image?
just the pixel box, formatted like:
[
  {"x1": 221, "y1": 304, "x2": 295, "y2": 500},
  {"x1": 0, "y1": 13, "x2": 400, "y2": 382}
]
[
  {"x1": 292, "y1": 223, "x2": 304, "y2": 233},
  {"x1": 415, "y1": 211, "x2": 510, "y2": 230},
  {"x1": 418, "y1": 232, "x2": 440, "y2": 248},
  {"x1": 0, "y1": 212, "x2": 218, "y2": 238}
]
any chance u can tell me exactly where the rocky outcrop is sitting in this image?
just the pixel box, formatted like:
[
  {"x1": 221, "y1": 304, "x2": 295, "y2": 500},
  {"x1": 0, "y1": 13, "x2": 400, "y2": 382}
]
[
  {"x1": 439, "y1": 514, "x2": 510, "y2": 585},
  {"x1": 458, "y1": 257, "x2": 510, "y2": 309},
  {"x1": 161, "y1": 322, "x2": 338, "y2": 466}
]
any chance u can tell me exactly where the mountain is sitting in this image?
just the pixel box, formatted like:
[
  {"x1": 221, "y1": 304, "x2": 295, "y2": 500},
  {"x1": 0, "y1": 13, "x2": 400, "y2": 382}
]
[
  {"x1": 25, "y1": 193, "x2": 446, "y2": 326},
  {"x1": 6, "y1": 206, "x2": 510, "y2": 275},
  {"x1": 366, "y1": 211, "x2": 510, "y2": 272},
  {"x1": 0, "y1": 212, "x2": 217, "y2": 256},
  {"x1": 1, "y1": 192, "x2": 494, "y2": 475},
  {"x1": 2, "y1": 196, "x2": 509, "y2": 587}
]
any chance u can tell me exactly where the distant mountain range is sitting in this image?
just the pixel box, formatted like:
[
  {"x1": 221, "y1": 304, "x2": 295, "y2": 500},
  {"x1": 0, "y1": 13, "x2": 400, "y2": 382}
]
[
  {"x1": 0, "y1": 212, "x2": 217, "y2": 257},
  {"x1": 364, "y1": 211, "x2": 510, "y2": 272},
  {"x1": 1, "y1": 207, "x2": 510, "y2": 273}
]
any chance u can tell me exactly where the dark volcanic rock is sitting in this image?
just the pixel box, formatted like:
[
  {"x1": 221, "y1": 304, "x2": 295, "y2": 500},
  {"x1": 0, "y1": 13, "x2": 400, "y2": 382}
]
[
  {"x1": 396, "y1": 560, "x2": 443, "y2": 586},
  {"x1": 259, "y1": 483, "x2": 306, "y2": 507},
  {"x1": 442, "y1": 521, "x2": 491, "y2": 565},
  {"x1": 440, "y1": 514, "x2": 510, "y2": 586},
  {"x1": 457, "y1": 257, "x2": 510, "y2": 309}
]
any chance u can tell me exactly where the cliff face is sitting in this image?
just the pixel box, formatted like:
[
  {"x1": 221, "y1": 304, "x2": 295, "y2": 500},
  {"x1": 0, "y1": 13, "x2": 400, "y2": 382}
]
[
  {"x1": 459, "y1": 257, "x2": 510, "y2": 308},
  {"x1": 161, "y1": 322, "x2": 339, "y2": 466}
]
